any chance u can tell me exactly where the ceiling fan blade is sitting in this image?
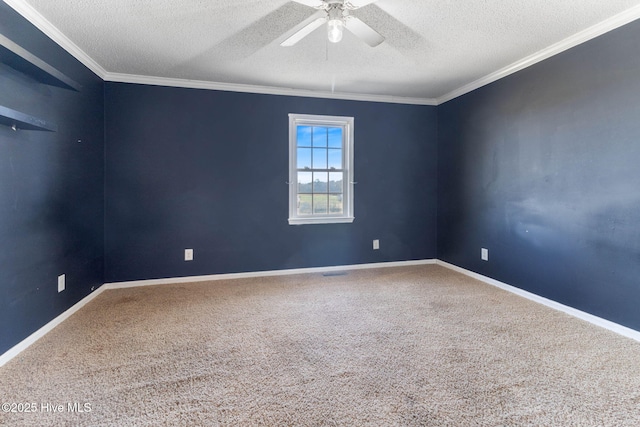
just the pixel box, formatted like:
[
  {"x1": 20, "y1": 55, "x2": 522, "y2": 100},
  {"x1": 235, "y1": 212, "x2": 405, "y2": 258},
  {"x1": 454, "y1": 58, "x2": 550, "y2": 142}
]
[
  {"x1": 344, "y1": 16, "x2": 385, "y2": 47},
  {"x1": 281, "y1": 15, "x2": 326, "y2": 47},
  {"x1": 290, "y1": 0, "x2": 325, "y2": 8},
  {"x1": 345, "y1": 0, "x2": 378, "y2": 9}
]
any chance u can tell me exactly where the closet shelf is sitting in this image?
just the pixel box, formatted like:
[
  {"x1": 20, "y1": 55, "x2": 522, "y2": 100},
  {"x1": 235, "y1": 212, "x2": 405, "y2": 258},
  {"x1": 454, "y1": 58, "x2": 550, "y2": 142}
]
[
  {"x1": 0, "y1": 33, "x2": 81, "y2": 92},
  {"x1": 0, "y1": 105, "x2": 57, "y2": 132}
]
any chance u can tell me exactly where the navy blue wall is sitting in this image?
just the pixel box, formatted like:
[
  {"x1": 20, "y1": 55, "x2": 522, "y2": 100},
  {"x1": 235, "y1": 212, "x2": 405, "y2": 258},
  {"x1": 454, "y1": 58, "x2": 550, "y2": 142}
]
[
  {"x1": 105, "y1": 83, "x2": 437, "y2": 282},
  {"x1": 0, "y1": 4, "x2": 104, "y2": 354},
  {"x1": 6, "y1": 0, "x2": 640, "y2": 358},
  {"x1": 438, "y1": 20, "x2": 640, "y2": 330}
]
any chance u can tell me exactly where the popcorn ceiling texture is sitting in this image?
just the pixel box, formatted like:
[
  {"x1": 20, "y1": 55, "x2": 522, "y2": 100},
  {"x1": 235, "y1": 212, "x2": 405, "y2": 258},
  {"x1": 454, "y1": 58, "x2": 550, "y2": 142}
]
[
  {"x1": 18, "y1": 0, "x2": 640, "y2": 99},
  {"x1": 2, "y1": 265, "x2": 640, "y2": 426}
]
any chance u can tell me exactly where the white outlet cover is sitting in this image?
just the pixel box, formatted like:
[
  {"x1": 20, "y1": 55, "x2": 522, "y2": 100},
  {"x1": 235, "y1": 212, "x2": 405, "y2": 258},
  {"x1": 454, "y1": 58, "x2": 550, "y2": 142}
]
[
  {"x1": 373, "y1": 239, "x2": 380, "y2": 250},
  {"x1": 481, "y1": 248, "x2": 489, "y2": 261},
  {"x1": 185, "y1": 249, "x2": 194, "y2": 261},
  {"x1": 57, "y1": 274, "x2": 65, "y2": 292}
]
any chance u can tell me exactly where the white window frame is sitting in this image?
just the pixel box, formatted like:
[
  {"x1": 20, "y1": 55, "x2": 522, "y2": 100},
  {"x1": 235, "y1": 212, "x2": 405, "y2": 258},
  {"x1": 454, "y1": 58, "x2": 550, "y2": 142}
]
[{"x1": 288, "y1": 113, "x2": 355, "y2": 225}]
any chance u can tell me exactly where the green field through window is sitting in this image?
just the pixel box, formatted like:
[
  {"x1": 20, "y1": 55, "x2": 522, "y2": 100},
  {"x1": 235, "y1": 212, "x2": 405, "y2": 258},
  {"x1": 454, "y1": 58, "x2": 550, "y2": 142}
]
[{"x1": 297, "y1": 125, "x2": 343, "y2": 216}]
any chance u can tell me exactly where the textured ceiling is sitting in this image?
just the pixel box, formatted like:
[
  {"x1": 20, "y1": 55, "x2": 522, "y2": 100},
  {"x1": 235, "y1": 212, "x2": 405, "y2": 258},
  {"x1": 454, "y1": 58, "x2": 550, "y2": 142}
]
[{"x1": 8, "y1": 0, "x2": 640, "y2": 103}]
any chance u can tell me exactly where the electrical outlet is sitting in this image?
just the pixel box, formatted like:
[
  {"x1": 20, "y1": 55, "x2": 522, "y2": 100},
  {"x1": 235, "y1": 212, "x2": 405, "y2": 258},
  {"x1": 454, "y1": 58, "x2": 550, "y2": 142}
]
[
  {"x1": 185, "y1": 249, "x2": 194, "y2": 261},
  {"x1": 481, "y1": 248, "x2": 489, "y2": 261},
  {"x1": 373, "y1": 239, "x2": 380, "y2": 250},
  {"x1": 58, "y1": 274, "x2": 65, "y2": 293}
]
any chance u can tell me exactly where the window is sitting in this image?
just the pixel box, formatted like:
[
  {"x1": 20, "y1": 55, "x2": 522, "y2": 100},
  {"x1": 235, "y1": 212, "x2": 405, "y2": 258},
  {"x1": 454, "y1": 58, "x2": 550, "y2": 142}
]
[{"x1": 288, "y1": 114, "x2": 354, "y2": 225}]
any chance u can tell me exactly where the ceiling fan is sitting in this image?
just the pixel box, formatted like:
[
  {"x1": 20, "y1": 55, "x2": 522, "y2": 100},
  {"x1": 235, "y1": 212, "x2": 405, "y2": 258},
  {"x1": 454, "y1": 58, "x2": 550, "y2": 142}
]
[{"x1": 281, "y1": 0, "x2": 385, "y2": 47}]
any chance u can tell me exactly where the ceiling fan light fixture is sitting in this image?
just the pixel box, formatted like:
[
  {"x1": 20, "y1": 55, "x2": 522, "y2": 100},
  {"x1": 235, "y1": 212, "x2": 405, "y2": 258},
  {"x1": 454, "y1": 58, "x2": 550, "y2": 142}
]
[
  {"x1": 327, "y1": 18, "x2": 344, "y2": 43},
  {"x1": 282, "y1": 0, "x2": 384, "y2": 48}
]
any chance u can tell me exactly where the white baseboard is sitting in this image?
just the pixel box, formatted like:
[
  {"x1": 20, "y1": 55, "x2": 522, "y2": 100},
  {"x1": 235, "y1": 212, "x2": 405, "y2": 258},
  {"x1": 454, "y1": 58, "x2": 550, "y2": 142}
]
[
  {"x1": 3, "y1": 258, "x2": 638, "y2": 368},
  {"x1": 0, "y1": 285, "x2": 108, "y2": 368},
  {"x1": 0, "y1": 259, "x2": 435, "y2": 366},
  {"x1": 436, "y1": 260, "x2": 640, "y2": 343},
  {"x1": 104, "y1": 259, "x2": 437, "y2": 289}
]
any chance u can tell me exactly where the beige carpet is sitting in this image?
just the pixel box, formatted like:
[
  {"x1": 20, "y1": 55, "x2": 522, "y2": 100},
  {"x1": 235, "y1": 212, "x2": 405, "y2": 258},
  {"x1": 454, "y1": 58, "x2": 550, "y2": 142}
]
[{"x1": 2, "y1": 265, "x2": 640, "y2": 426}]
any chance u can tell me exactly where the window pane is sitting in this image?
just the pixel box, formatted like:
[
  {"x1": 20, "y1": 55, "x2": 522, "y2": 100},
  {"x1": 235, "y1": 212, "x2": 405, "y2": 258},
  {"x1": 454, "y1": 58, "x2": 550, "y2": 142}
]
[
  {"x1": 297, "y1": 126, "x2": 312, "y2": 147},
  {"x1": 328, "y1": 148, "x2": 342, "y2": 170},
  {"x1": 289, "y1": 114, "x2": 353, "y2": 225},
  {"x1": 329, "y1": 172, "x2": 343, "y2": 193},
  {"x1": 297, "y1": 148, "x2": 311, "y2": 169},
  {"x1": 312, "y1": 148, "x2": 327, "y2": 169},
  {"x1": 298, "y1": 194, "x2": 312, "y2": 215},
  {"x1": 313, "y1": 172, "x2": 328, "y2": 193},
  {"x1": 329, "y1": 194, "x2": 343, "y2": 214},
  {"x1": 298, "y1": 172, "x2": 312, "y2": 193},
  {"x1": 313, "y1": 194, "x2": 328, "y2": 214},
  {"x1": 312, "y1": 127, "x2": 328, "y2": 147},
  {"x1": 328, "y1": 127, "x2": 342, "y2": 148}
]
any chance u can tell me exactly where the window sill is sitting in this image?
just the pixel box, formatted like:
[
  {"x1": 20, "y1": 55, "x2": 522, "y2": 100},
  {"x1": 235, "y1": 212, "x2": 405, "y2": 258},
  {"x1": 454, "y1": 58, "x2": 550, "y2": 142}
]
[{"x1": 288, "y1": 216, "x2": 354, "y2": 225}]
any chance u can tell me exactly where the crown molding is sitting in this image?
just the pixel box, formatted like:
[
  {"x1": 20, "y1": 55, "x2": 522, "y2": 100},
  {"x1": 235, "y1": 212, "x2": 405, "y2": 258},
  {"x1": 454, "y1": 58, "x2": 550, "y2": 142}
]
[
  {"x1": 5, "y1": 0, "x2": 640, "y2": 106},
  {"x1": 437, "y1": 4, "x2": 640, "y2": 104},
  {"x1": 3, "y1": 0, "x2": 108, "y2": 79},
  {"x1": 3, "y1": 0, "x2": 435, "y2": 105},
  {"x1": 103, "y1": 72, "x2": 437, "y2": 105},
  {"x1": 4, "y1": 0, "x2": 433, "y2": 105}
]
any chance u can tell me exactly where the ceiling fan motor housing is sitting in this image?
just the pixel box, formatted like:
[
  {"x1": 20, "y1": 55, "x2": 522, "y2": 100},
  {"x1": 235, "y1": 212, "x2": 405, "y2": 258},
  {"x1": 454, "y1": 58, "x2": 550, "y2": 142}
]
[{"x1": 328, "y1": 4, "x2": 347, "y2": 22}]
